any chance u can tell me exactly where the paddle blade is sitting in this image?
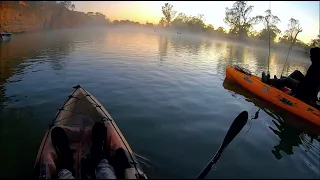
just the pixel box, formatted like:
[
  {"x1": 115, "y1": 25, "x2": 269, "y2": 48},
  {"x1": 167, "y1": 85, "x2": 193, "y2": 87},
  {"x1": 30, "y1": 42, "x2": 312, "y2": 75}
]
[
  {"x1": 196, "y1": 111, "x2": 248, "y2": 179},
  {"x1": 220, "y1": 111, "x2": 248, "y2": 152}
]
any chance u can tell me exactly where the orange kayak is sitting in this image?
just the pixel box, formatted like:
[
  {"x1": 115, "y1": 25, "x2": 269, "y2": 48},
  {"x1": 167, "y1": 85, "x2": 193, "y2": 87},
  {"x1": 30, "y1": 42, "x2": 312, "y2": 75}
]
[
  {"x1": 225, "y1": 65, "x2": 320, "y2": 126},
  {"x1": 34, "y1": 85, "x2": 147, "y2": 179}
]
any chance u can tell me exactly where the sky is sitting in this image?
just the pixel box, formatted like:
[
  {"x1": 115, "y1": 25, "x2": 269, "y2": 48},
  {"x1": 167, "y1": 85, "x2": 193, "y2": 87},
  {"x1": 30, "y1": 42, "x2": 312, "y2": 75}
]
[{"x1": 73, "y1": 1, "x2": 320, "y2": 43}]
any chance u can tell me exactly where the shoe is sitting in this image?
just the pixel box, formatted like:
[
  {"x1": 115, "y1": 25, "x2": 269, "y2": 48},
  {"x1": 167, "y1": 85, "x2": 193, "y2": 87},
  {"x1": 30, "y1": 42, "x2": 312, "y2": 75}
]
[
  {"x1": 262, "y1": 72, "x2": 268, "y2": 83},
  {"x1": 274, "y1": 75, "x2": 278, "y2": 80},
  {"x1": 51, "y1": 127, "x2": 74, "y2": 173},
  {"x1": 91, "y1": 122, "x2": 108, "y2": 168}
]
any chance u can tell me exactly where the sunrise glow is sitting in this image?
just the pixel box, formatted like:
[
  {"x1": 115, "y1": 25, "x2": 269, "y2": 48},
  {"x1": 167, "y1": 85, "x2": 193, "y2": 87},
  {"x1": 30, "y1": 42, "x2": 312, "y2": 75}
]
[{"x1": 74, "y1": 1, "x2": 319, "y2": 43}]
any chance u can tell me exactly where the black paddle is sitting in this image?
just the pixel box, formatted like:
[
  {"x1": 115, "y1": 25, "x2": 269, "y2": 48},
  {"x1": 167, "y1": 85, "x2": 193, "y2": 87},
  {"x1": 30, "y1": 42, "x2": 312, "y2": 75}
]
[{"x1": 196, "y1": 111, "x2": 249, "y2": 179}]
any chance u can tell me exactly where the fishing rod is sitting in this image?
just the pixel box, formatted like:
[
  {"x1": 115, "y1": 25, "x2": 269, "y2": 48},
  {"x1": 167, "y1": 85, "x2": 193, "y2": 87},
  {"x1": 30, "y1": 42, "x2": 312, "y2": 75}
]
[{"x1": 267, "y1": 1, "x2": 271, "y2": 76}]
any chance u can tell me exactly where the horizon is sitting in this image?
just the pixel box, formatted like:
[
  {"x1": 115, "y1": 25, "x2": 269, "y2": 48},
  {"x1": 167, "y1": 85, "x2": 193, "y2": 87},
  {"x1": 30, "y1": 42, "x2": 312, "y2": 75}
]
[{"x1": 73, "y1": 1, "x2": 319, "y2": 44}]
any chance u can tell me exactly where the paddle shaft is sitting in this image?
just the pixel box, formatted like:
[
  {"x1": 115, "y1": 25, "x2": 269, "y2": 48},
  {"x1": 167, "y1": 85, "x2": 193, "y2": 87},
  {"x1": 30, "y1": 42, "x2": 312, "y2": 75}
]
[{"x1": 196, "y1": 149, "x2": 222, "y2": 179}]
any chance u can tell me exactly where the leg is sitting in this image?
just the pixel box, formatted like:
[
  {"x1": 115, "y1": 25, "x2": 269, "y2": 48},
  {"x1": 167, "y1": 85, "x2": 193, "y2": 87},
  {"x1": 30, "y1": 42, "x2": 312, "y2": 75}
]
[
  {"x1": 262, "y1": 72, "x2": 298, "y2": 89},
  {"x1": 288, "y1": 70, "x2": 304, "y2": 82},
  {"x1": 114, "y1": 148, "x2": 131, "y2": 179},
  {"x1": 95, "y1": 159, "x2": 117, "y2": 179},
  {"x1": 58, "y1": 169, "x2": 75, "y2": 179},
  {"x1": 91, "y1": 122, "x2": 109, "y2": 168},
  {"x1": 268, "y1": 78, "x2": 298, "y2": 89},
  {"x1": 51, "y1": 126, "x2": 74, "y2": 176},
  {"x1": 90, "y1": 122, "x2": 116, "y2": 178}
]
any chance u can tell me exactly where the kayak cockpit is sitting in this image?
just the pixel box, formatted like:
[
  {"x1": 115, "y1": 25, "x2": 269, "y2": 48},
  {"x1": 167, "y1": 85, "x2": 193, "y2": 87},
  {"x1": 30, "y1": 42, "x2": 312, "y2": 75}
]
[{"x1": 34, "y1": 85, "x2": 147, "y2": 179}]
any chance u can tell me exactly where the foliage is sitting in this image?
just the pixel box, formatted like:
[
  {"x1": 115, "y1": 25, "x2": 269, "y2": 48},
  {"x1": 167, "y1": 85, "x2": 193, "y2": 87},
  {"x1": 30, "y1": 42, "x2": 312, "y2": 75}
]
[
  {"x1": 256, "y1": 9, "x2": 281, "y2": 42},
  {"x1": 168, "y1": 12, "x2": 207, "y2": 32},
  {"x1": 224, "y1": 1, "x2": 260, "y2": 38},
  {"x1": 112, "y1": 19, "x2": 141, "y2": 26},
  {"x1": 258, "y1": 25, "x2": 281, "y2": 42},
  {"x1": 308, "y1": 34, "x2": 320, "y2": 47},
  {"x1": 161, "y1": 3, "x2": 177, "y2": 27},
  {"x1": 70, "y1": 4, "x2": 75, "y2": 11},
  {"x1": 278, "y1": 18, "x2": 303, "y2": 44},
  {"x1": 158, "y1": 17, "x2": 166, "y2": 27},
  {"x1": 206, "y1": 24, "x2": 215, "y2": 32},
  {"x1": 58, "y1": 1, "x2": 72, "y2": 9},
  {"x1": 216, "y1": 27, "x2": 226, "y2": 34}
]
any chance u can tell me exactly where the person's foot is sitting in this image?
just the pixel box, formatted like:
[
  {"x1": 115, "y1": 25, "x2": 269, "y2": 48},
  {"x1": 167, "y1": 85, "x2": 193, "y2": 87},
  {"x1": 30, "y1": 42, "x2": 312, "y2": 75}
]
[
  {"x1": 91, "y1": 122, "x2": 108, "y2": 168},
  {"x1": 51, "y1": 126, "x2": 74, "y2": 173},
  {"x1": 262, "y1": 72, "x2": 268, "y2": 83}
]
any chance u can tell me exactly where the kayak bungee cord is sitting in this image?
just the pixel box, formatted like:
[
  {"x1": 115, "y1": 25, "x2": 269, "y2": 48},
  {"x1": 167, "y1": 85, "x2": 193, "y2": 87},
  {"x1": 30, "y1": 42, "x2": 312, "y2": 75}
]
[
  {"x1": 36, "y1": 85, "x2": 146, "y2": 179},
  {"x1": 37, "y1": 87, "x2": 80, "y2": 168},
  {"x1": 79, "y1": 86, "x2": 146, "y2": 179}
]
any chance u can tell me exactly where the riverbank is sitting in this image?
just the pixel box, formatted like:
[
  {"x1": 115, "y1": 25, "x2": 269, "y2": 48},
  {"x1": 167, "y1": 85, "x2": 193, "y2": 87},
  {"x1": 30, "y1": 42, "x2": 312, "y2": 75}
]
[{"x1": 0, "y1": 1, "x2": 109, "y2": 33}]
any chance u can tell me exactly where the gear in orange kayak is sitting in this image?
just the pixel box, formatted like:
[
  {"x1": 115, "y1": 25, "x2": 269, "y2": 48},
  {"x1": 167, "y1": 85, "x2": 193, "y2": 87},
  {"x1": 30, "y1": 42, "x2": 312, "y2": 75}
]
[{"x1": 225, "y1": 65, "x2": 320, "y2": 126}]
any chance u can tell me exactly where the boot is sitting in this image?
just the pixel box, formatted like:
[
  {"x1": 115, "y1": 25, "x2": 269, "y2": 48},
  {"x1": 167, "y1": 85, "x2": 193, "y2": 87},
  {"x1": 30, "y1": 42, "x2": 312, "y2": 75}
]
[
  {"x1": 91, "y1": 122, "x2": 109, "y2": 168},
  {"x1": 51, "y1": 127, "x2": 74, "y2": 173}
]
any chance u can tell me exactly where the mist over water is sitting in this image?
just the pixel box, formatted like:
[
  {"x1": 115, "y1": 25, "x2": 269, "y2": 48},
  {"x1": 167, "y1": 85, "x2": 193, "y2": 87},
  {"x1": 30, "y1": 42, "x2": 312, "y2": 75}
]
[{"x1": 0, "y1": 26, "x2": 318, "y2": 178}]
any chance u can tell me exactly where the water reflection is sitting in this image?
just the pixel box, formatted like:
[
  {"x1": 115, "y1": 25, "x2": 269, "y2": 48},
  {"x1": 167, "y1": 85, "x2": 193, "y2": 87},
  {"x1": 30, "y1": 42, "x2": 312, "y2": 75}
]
[
  {"x1": 169, "y1": 35, "x2": 204, "y2": 55},
  {"x1": 0, "y1": 29, "x2": 318, "y2": 178},
  {"x1": 222, "y1": 79, "x2": 320, "y2": 160},
  {"x1": 0, "y1": 30, "x2": 78, "y2": 106},
  {"x1": 158, "y1": 35, "x2": 168, "y2": 61}
]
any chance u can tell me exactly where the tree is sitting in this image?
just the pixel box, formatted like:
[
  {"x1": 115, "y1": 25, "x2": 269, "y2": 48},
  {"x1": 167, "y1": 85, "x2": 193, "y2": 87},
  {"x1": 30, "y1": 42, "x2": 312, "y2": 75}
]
[
  {"x1": 256, "y1": 9, "x2": 281, "y2": 42},
  {"x1": 309, "y1": 34, "x2": 320, "y2": 47},
  {"x1": 158, "y1": 17, "x2": 166, "y2": 27},
  {"x1": 70, "y1": 4, "x2": 75, "y2": 11},
  {"x1": 171, "y1": 13, "x2": 188, "y2": 29},
  {"x1": 216, "y1": 27, "x2": 226, "y2": 34},
  {"x1": 87, "y1": 12, "x2": 94, "y2": 16},
  {"x1": 95, "y1": 12, "x2": 106, "y2": 19},
  {"x1": 145, "y1": 21, "x2": 154, "y2": 27},
  {"x1": 279, "y1": 18, "x2": 303, "y2": 45},
  {"x1": 206, "y1": 24, "x2": 215, "y2": 32},
  {"x1": 58, "y1": 1, "x2": 72, "y2": 9},
  {"x1": 161, "y1": 3, "x2": 177, "y2": 27},
  {"x1": 224, "y1": 1, "x2": 260, "y2": 38},
  {"x1": 258, "y1": 25, "x2": 281, "y2": 42}
]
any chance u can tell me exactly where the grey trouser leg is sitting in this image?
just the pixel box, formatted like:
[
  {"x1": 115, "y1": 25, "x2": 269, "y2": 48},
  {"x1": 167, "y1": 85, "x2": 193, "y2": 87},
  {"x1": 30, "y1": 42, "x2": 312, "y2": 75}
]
[{"x1": 57, "y1": 159, "x2": 116, "y2": 179}]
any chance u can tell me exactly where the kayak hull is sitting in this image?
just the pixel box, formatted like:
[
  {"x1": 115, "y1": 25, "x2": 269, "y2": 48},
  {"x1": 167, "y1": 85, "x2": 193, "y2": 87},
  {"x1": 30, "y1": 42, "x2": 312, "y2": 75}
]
[
  {"x1": 34, "y1": 85, "x2": 147, "y2": 179},
  {"x1": 226, "y1": 65, "x2": 320, "y2": 126}
]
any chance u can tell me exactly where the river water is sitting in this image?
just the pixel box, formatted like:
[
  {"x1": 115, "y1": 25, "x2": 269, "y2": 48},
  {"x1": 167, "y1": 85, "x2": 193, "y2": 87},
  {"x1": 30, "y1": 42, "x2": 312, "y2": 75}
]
[{"x1": 0, "y1": 27, "x2": 319, "y2": 178}]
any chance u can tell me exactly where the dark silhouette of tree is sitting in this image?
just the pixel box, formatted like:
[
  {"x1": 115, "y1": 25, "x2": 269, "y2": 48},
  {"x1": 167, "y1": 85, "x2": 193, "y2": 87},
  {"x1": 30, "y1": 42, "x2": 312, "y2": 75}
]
[
  {"x1": 145, "y1": 21, "x2": 154, "y2": 27},
  {"x1": 87, "y1": 12, "x2": 94, "y2": 16},
  {"x1": 256, "y1": 9, "x2": 281, "y2": 42},
  {"x1": 70, "y1": 4, "x2": 75, "y2": 11},
  {"x1": 158, "y1": 17, "x2": 166, "y2": 27},
  {"x1": 206, "y1": 24, "x2": 214, "y2": 32},
  {"x1": 308, "y1": 34, "x2": 320, "y2": 47},
  {"x1": 224, "y1": 1, "x2": 260, "y2": 38},
  {"x1": 216, "y1": 27, "x2": 226, "y2": 34},
  {"x1": 258, "y1": 27, "x2": 281, "y2": 42},
  {"x1": 58, "y1": 1, "x2": 72, "y2": 9},
  {"x1": 161, "y1": 3, "x2": 177, "y2": 27},
  {"x1": 278, "y1": 18, "x2": 303, "y2": 45},
  {"x1": 170, "y1": 13, "x2": 206, "y2": 32}
]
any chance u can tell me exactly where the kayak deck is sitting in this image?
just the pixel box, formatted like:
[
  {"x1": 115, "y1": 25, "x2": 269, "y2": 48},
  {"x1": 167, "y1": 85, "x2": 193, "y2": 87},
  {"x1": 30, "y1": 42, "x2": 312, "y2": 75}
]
[
  {"x1": 225, "y1": 65, "x2": 320, "y2": 126},
  {"x1": 34, "y1": 85, "x2": 147, "y2": 179}
]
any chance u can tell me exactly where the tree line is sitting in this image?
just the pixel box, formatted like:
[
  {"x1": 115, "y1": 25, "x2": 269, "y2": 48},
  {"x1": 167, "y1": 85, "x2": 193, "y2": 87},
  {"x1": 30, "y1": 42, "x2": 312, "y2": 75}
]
[
  {"x1": 15, "y1": 1, "x2": 320, "y2": 49},
  {"x1": 158, "y1": 1, "x2": 319, "y2": 48}
]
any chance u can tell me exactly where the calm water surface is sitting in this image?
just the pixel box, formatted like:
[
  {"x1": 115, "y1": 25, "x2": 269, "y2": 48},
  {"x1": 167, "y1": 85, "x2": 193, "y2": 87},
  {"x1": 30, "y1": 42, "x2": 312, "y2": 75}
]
[{"x1": 0, "y1": 27, "x2": 319, "y2": 178}]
